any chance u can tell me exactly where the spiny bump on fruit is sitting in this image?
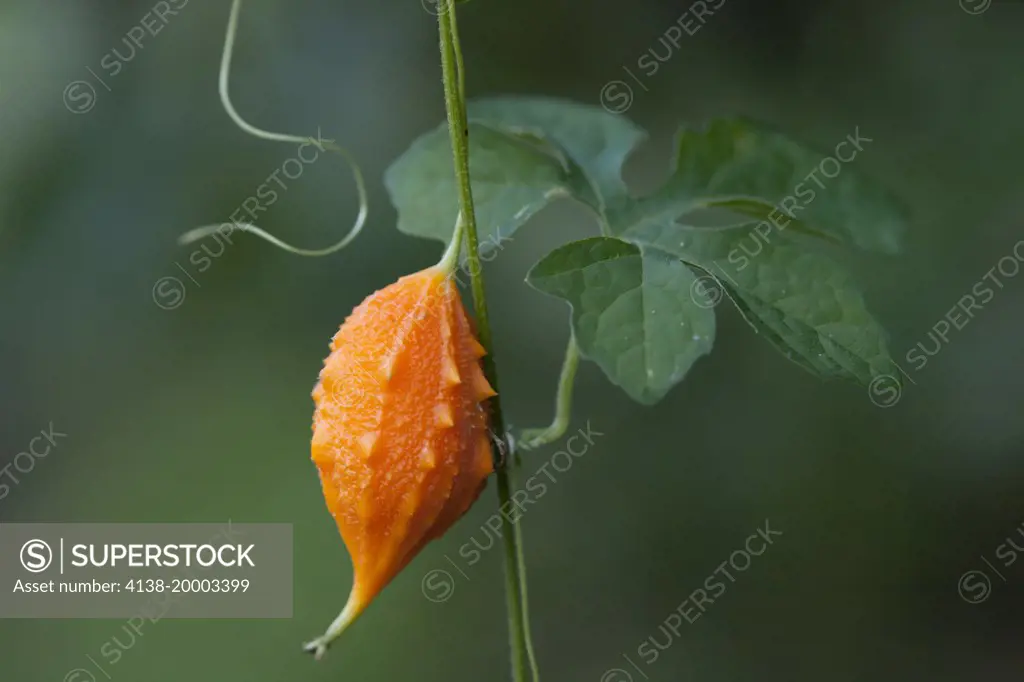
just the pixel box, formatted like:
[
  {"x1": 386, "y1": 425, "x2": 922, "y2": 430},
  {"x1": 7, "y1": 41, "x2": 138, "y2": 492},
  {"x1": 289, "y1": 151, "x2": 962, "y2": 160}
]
[
  {"x1": 466, "y1": 335, "x2": 487, "y2": 359},
  {"x1": 356, "y1": 431, "x2": 378, "y2": 459},
  {"x1": 377, "y1": 356, "x2": 396, "y2": 382},
  {"x1": 441, "y1": 356, "x2": 461, "y2": 386},
  {"x1": 470, "y1": 366, "x2": 498, "y2": 401},
  {"x1": 304, "y1": 263, "x2": 495, "y2": 660},
  {"x1": 418, "y1": 444, "x2": 437, "y2": 470},
  {"x1": 434, "y1": 403, "x2": 455, "y2": 428}
]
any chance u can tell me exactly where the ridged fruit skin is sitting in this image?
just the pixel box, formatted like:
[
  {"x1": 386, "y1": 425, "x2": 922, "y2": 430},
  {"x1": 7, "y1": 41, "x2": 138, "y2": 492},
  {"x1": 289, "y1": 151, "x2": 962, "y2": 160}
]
[{"x1": 310, "y1": 265, "x2": 495, "y2": 618}]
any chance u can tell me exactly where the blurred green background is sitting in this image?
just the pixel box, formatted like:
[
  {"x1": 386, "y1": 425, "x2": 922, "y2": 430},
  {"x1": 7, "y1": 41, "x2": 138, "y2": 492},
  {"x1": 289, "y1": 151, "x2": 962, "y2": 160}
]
[{"x1": 2, "y1": 0, "x2": 1023, "y2": 679}]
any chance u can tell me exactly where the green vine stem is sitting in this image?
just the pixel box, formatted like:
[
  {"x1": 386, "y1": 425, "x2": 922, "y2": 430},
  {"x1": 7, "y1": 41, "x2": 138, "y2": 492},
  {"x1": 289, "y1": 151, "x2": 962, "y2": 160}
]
[
  {"x1": 437, "y1": 3, "x2": 539, "y2": 681},
  {"x1": 519, "y1": 332, "x2": 580, "y2": 451}
]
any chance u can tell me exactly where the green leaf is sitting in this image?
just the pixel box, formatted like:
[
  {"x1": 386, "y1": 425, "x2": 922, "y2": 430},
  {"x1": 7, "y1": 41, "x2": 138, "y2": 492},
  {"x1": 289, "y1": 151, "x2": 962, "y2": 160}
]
[
  {"x1": 615, "y1": 118, "x2": 908, "y2": 253},
  {"x1": 526, "y1": 237, "x2": 715, "y2": 404},
  {"x1": 470, "y1": 97, "x2": 647, "y2": 212},
  {"x1": 384, "y1": 122, "x2": 574, "y2": 248},
  {"x1": 384, "y1": 97, "x2": 647, "y2": 248},
  {"x1": 621, "y1": 220, "x2": 899, "y2": 386},
  {"x1": 384, "y1": 100, "x2": 906, "y2": 406}
]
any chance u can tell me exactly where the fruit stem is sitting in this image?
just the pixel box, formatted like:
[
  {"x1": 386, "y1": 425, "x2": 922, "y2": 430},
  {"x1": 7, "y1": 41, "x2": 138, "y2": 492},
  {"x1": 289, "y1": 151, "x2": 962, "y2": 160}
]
[
  {"x1": 437, "y1": 4, "x2": 539, "y2": 682},
  {"x1": 519, "y1": 331, "x2": 580, "y2": 450},
  {"x1": 437, "y1": 211, "x2": 466, "y2": 274}
]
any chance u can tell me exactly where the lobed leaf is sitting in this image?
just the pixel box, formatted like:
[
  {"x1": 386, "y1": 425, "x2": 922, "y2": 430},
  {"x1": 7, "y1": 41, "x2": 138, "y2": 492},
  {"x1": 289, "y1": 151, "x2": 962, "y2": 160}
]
[
  {"x1": 621, "y1": 220, "x2": 900, "y2": 386},
  {"x1": 384, "y1": 122, "x2": 575, "y2": 248},
  {"x1": 614, "y1": 118, "x2": 908, "y2": 253},
  {"x1": 469, "y1": 97, "x2": 647, "y2": 213},
  {"x1": 386, "y1": 98, "x2": 906, "y2": 405},
  {"x1": 526, "y1": 237, "x2": 715, "y2": 404}
]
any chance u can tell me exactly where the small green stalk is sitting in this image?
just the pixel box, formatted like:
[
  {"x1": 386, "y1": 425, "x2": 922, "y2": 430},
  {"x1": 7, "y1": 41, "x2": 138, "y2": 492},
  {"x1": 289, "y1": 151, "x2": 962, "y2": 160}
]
[
  {"x1": 519, "y1": 333, "x2": 580, "y2": 450},
  {"x1": 437, "y1": 3, "x2": 539, "y2": 681}
]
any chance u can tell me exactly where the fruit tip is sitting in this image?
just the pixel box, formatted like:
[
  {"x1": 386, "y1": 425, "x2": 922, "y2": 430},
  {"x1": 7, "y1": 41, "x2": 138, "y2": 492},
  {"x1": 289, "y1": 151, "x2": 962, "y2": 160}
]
[{"x1": 302, "y1": 589, "x2": 365, "y2": 661}]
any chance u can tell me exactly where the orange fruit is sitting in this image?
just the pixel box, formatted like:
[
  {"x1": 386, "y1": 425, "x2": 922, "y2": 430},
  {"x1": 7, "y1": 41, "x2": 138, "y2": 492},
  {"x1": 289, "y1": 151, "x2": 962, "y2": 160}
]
[{"x1": 304, "y1": 263, "x2": 496, "y2": 658}]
